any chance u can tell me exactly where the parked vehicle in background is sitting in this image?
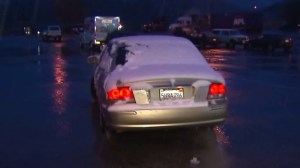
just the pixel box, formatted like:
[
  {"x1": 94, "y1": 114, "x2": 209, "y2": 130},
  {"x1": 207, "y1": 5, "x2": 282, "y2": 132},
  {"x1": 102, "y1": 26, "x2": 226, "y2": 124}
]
[
  {"x1": 42, "y1": 25, "x2": 62, "y2": 42},
  {"x1": 248, "y1": 33, "x2": 293, "y2": 53},
  {"x1": 24, "y1": 26, "x2": 32, "y2": 35},
  {"x1": 142, "y1": 19, "x2": 168, "y2": 32},
  {"x1": 169, "y1": 12, "x2": 263, "y2": 36},
  {"x1": 190, "y1": 31, "x2": 220, "y2": 49},
  {"x1": 170, "y1": 28, "x2": 220, "y2": 49},
  {"x1": 80, "y1": 16, "x2": 122, "y2": 51},
  {"x1": 212, "y1": 28, "x2": 249, "y2": 49},
  {"x1": 88, "y1": 35, "x2": 228, "y2": 137},
  {"x1": 169, "y1": 15, "x2": 210, "y2": 35}
]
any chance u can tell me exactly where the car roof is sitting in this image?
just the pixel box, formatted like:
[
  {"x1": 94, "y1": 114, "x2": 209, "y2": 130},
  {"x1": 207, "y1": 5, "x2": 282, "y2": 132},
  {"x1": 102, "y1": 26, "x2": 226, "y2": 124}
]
[{"x1": 109, "y1": 35, "x2": 208, "y2": 66}]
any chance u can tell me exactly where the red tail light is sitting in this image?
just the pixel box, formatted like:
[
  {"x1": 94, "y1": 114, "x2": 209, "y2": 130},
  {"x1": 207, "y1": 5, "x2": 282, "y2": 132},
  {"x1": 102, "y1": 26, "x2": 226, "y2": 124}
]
[
  {"x1": 108, "y1": 87, "x2": 134, "y2": 100},
  {"x1": 208, "y1": 83, "x2": 226, "y2": 99}
]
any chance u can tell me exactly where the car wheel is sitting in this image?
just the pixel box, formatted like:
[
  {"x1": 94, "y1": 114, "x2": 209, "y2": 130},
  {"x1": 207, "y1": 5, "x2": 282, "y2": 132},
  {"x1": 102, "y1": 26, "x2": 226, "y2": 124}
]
[
  {"x1": 90, "y1": 78, "x2": 97, "y2": 101},
  {"x1": 100, "y1": 111, "x2": 117, "y2": 141},
  {"x1": 226, "y1": 41, "x2": 235, "y2": 49},
  {"x1": 99, "y1": 109, "x2": 106, "y2": 133},
  {"x1": 229, "y1": 40, "x2": 235, "y2": 50}
]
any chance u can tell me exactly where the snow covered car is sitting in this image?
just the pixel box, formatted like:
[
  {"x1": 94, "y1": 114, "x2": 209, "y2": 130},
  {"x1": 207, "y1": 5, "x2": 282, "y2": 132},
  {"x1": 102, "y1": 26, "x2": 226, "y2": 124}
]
[{"x1": 88, "y1": 35, "x2": 228, "y2": 135}]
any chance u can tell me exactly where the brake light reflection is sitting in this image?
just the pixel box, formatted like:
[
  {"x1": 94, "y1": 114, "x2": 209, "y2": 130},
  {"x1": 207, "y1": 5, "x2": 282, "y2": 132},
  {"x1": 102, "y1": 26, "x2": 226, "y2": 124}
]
[{"x1": 52, "y1": 53, "x2": 68, "y2": 114}]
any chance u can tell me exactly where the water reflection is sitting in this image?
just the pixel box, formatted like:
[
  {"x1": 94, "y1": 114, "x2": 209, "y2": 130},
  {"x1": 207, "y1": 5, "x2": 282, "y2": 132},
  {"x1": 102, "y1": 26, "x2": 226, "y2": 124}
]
[
  {"x1": 202, "y1": 49, "x2": 238, "y2": 66},
  {"x1": 52, "y1": 54, "x2": 68, "y2": 114},
  {"x1": 214, "y1": 126, "x2": 230, "y2": 146},
  {"x1": 54, "y1": 56, "x2": 66, "y2": 85},
  {"x1": 91, "y1": 104, "x2": 231, "y2": 168},
  {"x1": 51, "y1": 43, "x2": 70, "y2": 141}
]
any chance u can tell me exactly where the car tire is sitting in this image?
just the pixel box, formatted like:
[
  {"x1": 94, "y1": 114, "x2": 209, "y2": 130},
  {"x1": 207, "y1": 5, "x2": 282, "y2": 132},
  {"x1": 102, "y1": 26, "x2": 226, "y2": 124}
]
[
  {"x1": 99, "y1": 108, "x2": 106, "y2": 133},
  {"x1": 100, "y1": 111, "x2": 117, "y2": 142},
  {"x1": 226, "y1": 41, "x2": 235, "y2": 50},
  {"x1": 90, "y1": 78, "x2": 97, "y2": 101},
  {"x1": 229, "y1": 40, "x2": 235, "y2": 50}
]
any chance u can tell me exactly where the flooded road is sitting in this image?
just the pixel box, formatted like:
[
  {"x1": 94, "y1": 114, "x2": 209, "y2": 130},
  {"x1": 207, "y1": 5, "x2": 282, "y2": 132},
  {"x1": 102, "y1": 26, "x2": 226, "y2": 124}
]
[{"x1": 0, "y1": 34, "x2": 299, "y2": 168}]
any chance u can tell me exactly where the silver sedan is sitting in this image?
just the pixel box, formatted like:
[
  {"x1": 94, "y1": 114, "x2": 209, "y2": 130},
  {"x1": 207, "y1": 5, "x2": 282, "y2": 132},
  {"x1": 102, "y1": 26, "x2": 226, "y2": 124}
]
[{"x1": 88, "y1": 35, "x2": 228, "y2": 135}]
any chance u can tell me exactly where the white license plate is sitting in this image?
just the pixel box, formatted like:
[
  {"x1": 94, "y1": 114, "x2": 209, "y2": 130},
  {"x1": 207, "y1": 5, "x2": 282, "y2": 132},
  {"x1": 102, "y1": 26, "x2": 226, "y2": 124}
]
[{"x1": 159, "y1": 88, "x2": 184, "y2": 100}]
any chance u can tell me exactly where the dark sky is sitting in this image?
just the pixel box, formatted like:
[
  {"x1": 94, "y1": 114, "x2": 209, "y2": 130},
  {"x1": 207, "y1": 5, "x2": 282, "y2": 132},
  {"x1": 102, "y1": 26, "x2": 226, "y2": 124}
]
[
  {"x1": 1, "y1": 0, "x2": 283, "y2": 33},
  {"x1": 224, "y1": 0, "x2": 282, "y2": 9}
]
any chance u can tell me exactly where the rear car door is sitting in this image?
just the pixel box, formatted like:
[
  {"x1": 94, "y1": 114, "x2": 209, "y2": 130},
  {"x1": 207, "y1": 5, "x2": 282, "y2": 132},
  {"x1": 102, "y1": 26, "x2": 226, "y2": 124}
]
[{"x1": 95, "y1": 43, "x2": 114, "y2": 102}]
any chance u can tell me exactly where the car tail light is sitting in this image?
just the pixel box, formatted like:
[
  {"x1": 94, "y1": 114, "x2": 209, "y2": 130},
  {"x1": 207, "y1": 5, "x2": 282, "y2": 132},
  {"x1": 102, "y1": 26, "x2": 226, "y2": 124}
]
[
  {"x1": 108, "y1": 87, "x2": 134, "y2": 100},
  {"x1": 208, "y1": 83, "x2": 226, "y2": 99}
]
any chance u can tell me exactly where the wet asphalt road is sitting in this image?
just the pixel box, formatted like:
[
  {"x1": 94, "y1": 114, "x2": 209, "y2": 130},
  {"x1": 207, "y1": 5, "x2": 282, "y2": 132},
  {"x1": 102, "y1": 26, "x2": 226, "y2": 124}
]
[{"x1": 0, "y1": 34, "x2": 300, "y2": 168}]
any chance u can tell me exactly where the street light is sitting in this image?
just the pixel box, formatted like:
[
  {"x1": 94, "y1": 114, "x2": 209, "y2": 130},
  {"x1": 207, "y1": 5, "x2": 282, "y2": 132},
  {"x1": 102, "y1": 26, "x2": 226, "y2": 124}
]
[{"x1": 253, "y1": 5, "x2": 257, "y2": 10}]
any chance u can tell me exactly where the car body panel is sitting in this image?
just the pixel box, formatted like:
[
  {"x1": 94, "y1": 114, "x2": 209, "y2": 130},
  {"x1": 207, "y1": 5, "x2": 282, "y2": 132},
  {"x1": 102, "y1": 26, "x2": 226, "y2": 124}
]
[
  {"x1": 107, "y1": 105, "x2": 227, "y2": 131},
  {"x1": 212, "y1": 28, "x2": 249, "y2": 46},
  {"x1": 92, "y1": 35, "x2": 228, "y2": 131}
]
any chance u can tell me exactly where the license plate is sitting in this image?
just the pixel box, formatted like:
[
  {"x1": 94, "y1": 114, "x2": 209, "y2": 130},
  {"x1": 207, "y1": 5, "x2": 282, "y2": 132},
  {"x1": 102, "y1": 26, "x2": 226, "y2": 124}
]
[{"x1": 159, "y1": 88, "x2": 184, "y2": 100}]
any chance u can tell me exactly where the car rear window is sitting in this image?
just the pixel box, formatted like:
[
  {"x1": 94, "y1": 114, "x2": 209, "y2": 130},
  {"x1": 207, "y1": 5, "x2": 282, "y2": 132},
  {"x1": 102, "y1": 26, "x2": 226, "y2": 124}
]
[{"x1": 115, "y1": 45, "x2": 127, "y2": 66}]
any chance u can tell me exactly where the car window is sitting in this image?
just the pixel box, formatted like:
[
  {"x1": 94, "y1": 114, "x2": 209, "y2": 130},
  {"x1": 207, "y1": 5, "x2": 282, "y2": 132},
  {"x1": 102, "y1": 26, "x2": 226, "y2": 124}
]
[
  {"x1": 99, "y1": 44, "x2": 113, "y2": 72},
  {"x1": 115, "y1": 45, "x2": 127, "y2": 66}
]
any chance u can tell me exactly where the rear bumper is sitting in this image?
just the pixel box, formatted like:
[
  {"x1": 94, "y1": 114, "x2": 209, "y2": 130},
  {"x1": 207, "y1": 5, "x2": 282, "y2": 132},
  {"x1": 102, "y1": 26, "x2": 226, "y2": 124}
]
[{"x1": 104, "y1": 105, "x2": 227, "y2": 131}]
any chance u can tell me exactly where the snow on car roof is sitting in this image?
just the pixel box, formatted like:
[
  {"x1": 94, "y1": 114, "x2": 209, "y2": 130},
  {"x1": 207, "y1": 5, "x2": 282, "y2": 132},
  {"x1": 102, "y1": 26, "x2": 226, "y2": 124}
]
[
  {"x1": 110, "y1": 35, "x2": 208, "y2": 66},
  {"x1": 105, "y1": 35, "x2": 224, "y2": 90}
]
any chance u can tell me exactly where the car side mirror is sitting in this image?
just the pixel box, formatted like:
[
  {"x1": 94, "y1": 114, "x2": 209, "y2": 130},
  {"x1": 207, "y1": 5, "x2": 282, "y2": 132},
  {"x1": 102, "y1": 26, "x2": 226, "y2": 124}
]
[{"x1": 87, "y1": 55, "x2": 100, "y2": 64}]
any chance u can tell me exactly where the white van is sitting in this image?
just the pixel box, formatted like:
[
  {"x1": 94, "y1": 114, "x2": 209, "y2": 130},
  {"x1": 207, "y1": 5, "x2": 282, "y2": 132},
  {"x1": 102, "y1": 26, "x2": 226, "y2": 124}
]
[
  {"x1": 42, "y1": 25, "x2": 62, "y2": 42},
  {"x1": 80, "y1": 16, "x2": 122, "y2": 50}
]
